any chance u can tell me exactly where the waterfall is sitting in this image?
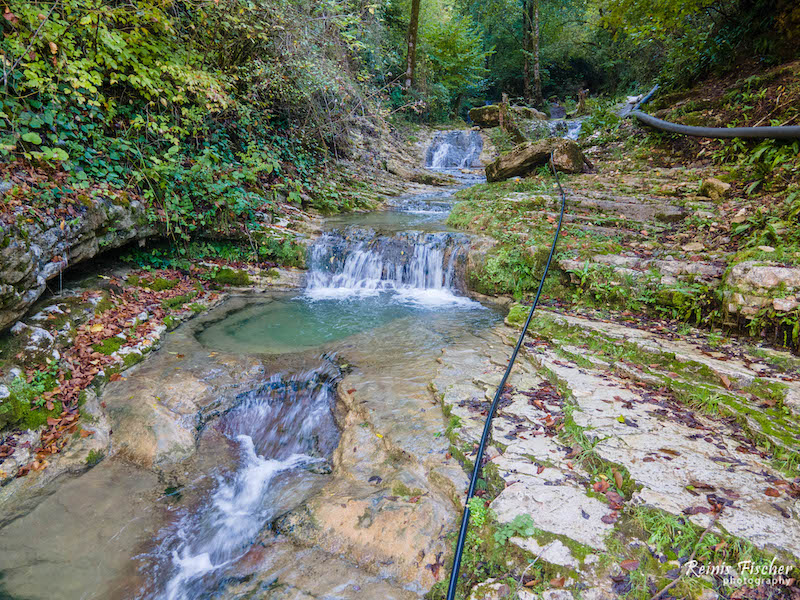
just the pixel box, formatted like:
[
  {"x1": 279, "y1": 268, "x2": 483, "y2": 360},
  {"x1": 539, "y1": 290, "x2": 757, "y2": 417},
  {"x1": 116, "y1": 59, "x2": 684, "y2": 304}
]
[
  {"x1": 425, "y1": 130, "x2": 483, "y2": 169},
  {"x1": 148, "y1": 362, "x2": 340, "y2": 600},
  {"x1": 305, "y1": 228, "x2": 476, "y2": 306}
]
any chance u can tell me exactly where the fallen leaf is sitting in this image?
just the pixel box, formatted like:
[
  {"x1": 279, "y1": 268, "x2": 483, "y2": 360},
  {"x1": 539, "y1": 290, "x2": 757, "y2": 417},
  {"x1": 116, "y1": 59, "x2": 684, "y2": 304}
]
[
  {"x1": 89, "y1": 323, "x2": 104, "y2": 333},
  {"x1": 683, "y1": 506, "x2": 711, "y2": 515},
  {"x1": 593, "y1": 480, "x2": 610, "y2": 493},
  {"x1": 613, "y1": 469, "x2": 623, "y2": 488},
  {"x1": 764, "y1": 488, "x2": 780, "y2": 497},
  {"x1": 719, "y1": 374, "x2": 731, "y2": 389},
  {"x1": 550, "y1": 576, "x2": 565, "y2": 588},
  {"x1": 601, "y1": 512, "x2": 619, "y2": 524},
  {"x1": 620, "y1": 559, "x2": 640, "y2": 571}
]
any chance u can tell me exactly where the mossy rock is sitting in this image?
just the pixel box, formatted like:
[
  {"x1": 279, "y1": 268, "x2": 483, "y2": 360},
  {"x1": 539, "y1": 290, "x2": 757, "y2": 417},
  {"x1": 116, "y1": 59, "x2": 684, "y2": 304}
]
[
  {"x1": 149, "y1": 277, "x2": 179, "y2": 292},
  {"x1": 505, "y1": 303, "x2": 530, "y2": 327},
  {"x1": 213, "y1": 268, "x2": 251, "y2": 286}
]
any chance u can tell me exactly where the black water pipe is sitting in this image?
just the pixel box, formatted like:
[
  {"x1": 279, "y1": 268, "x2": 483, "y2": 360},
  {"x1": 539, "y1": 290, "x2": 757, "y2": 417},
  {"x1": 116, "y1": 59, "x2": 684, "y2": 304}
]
[
  {"x1": 444, "y1": 156, "x2": 567, "y2": 600},
  {"x1": 630, "y1": 84, "x2": 800, "y2": 139}
]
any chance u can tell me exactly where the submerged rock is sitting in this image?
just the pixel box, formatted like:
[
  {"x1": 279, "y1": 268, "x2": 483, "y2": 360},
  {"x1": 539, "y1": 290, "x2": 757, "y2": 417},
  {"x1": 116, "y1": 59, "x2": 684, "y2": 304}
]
[{"x1": 485, "y1": 139, "x2": 587, "y2": 182}]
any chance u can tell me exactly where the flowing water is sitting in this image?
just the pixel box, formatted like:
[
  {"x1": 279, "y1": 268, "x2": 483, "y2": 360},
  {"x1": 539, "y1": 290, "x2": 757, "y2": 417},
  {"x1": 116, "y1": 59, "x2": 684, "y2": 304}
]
[
  {"x1": 143, "y1": 362, "x2": 341, "y2": 600},
  {"x1": 0, "y1": 130, "x2": 499, "y2": 600}
]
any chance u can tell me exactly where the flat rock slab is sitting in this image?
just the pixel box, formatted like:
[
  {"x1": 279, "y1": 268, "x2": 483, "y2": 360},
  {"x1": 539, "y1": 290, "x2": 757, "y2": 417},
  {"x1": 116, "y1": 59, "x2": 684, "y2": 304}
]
[{"x1": 530, "y1": 340, "x2": 800, "y2": 559}]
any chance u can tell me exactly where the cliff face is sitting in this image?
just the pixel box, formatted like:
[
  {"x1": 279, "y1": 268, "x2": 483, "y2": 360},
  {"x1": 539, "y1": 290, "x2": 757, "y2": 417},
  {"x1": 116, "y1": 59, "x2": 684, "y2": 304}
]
[{"x1": 0, "y1": 196, "x2": 153, "y2": 331}]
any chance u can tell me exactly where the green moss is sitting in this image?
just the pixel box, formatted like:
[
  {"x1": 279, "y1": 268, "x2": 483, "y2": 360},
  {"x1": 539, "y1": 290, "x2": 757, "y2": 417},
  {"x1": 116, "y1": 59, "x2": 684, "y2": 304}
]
[
  {"x1": 163, "y1": 315, "x2": 178, "y2": 330},
  {"x1": 188, "y1": 302, "x2": 205, "y2": 314},
  {"x1": 390, "y1": 481, "x2": 423, "y2": 498},
  {"x1": 92, "y1": 336, "x2": 125, "y2": 355},
  {"x1": 86, "y1": 449, "x2": 105, "y2": 466},
  {"x1": 122, "y1": 351, "x2": 144, "y2": 369},
  {"x1": 161, "y1": 292, "x2": 197, "y2": 310},
  {"x1": 149, "y1": 277, "x2": 179, "y2": 291},
  {"x1": 505, "y1": 303, "x2": 530, "y2": 326},
  {"x1": 213, "y1": 268, "x2": 251, "y2": 286},
  {"x1": 94, "y1": 296, "x2": 114, "y2": 314}
]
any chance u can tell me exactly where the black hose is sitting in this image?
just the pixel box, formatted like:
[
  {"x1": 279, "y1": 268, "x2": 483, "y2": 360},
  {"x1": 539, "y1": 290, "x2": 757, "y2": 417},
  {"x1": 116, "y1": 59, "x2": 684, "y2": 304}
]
[
  {"x1": 444, "y1": 155, "x2": 567, "y2": 600},
  {"x1": 629, "y1": 84, "x2": 800, "y2": 139},
  {"x1": 631, "y1": 110, "x2": 800, "y2": 139}
]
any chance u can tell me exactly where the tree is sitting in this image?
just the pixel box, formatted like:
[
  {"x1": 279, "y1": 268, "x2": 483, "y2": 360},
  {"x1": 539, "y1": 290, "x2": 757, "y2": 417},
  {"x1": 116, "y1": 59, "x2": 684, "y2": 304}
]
[
  {"x1": 404, "y1": 0, "x2": 422, "y2": 88},
  {"x1": 522, "y1": 0, "x2": 543, "y2": 106}
]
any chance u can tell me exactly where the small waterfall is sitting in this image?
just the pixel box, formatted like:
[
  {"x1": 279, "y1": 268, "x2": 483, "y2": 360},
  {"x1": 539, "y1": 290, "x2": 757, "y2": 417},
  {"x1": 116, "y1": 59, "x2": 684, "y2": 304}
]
[
  {"x1": 306, "y1": 228, "x2": 475, "y2": 306},
  {"x1": 425, "y1": 130, "x2": 483, "y2": 169},
  {"x1": 149, "y1": 361, "x2": 340, "y2": 600},
  {"x1": 547, "y1": 118, "x2": 584, "y2": 140}
]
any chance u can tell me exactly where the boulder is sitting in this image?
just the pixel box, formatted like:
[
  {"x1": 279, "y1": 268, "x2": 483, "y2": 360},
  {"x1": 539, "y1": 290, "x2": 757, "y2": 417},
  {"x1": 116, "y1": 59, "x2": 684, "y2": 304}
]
[
  {"x1": 468, "y1": 104, "x2": 546, "y2": 128},
  {"x1": 511, "y1": 105, "x2": 547, "y2": 121},
  {"x1": 699, "y1": 177, "x2": 731, "y2": 201},
  {"x1": 485, "y1": 139, "x2": 586, "y2": 182},
  {"x1": 469, "y1": 105, "x2": 502, "y2": 127}
]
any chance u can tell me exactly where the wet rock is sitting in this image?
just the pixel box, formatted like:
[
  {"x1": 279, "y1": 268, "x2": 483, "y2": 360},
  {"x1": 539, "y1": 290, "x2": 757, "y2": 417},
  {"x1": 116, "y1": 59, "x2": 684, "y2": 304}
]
[
  {"x1": 485, "y1": 139, "x2": 587, "y2": 182},
  {"x1": 699, "y1": 178, "x2": 731, "y2": 201}
]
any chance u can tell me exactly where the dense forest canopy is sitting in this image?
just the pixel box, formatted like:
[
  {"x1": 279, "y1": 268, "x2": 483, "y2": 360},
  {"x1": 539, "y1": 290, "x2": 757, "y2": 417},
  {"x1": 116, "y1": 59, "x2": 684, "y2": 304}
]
[{"x1": 0, "y1": 0, "x2": 798, "y2": 245}]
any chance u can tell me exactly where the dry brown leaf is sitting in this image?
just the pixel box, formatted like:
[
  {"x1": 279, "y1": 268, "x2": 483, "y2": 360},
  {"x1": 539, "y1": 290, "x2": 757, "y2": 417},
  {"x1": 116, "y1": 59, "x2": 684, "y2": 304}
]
[
  {"x1": 620, "y1": 559, "x2": 640, "y2": 571},
  {"x1": 613, "y1": 468, "x2": 623, "y2": 488}
]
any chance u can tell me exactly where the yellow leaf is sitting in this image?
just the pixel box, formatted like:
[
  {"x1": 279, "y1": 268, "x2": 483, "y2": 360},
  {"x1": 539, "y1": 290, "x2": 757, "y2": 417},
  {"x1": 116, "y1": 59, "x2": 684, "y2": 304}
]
[
  {"x1": 89, "y1": 323, "x2": 104, "y2": 333},
  {"x1": 48, "y1": 41, "x2": 57, "y2": 54}
]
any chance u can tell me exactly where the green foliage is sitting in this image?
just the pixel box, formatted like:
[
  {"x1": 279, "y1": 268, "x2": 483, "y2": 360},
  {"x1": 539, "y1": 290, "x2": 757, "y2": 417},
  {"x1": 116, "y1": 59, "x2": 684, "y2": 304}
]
[
  {"x1": 471, "y1": 245, "x2": 548, "y2": 299},
  {"x1": 494, "y1": 514, "x2": 537, "y2": 545},
  {"x1": 0, "y1": 364, "x2": 63, "y2": 431},
  {"x1": 1, "y1": 0, "x2": 387, "y2": 258}
]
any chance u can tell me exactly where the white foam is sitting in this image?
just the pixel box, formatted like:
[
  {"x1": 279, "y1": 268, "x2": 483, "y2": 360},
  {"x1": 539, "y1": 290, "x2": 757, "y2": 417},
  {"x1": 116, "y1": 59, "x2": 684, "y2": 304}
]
[{"x1": 160, "y1": 437, "x2": 316, "y2": 600}]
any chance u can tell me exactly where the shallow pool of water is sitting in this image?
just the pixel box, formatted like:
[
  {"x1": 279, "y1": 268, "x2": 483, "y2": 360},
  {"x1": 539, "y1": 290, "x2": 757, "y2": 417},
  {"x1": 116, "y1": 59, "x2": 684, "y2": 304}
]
[{"x1": 197, "y1": 293, "x2": 499, "y2": 355}]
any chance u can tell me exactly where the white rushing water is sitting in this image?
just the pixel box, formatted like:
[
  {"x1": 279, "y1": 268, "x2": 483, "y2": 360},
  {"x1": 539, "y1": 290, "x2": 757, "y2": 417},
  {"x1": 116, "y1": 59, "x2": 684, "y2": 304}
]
[
  {"x1": 425, "y1": 130, "x2": 483, "y2": 169},
  {"x1": 149, "y1": 366, "x2": 340, "y2": 600},
  {"x1": 305, "y1": 230, "x2": 478, "y2": 307}
]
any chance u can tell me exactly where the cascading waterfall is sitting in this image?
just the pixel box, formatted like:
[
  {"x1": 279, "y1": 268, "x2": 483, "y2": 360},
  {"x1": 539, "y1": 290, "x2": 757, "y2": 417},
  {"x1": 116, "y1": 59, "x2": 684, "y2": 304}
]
[
  {"x1": 147, "y1": 361, "x2": 341, "y2": 600},
  {"x1": 548, "y1": 118, "x2": 584, "y2": 140},
  {"x1": 425, "y1": 130, "x2": 483, "y2": 169},
  {"x1": 306, "y1": 228, "x2": 475, "y2": 306}
]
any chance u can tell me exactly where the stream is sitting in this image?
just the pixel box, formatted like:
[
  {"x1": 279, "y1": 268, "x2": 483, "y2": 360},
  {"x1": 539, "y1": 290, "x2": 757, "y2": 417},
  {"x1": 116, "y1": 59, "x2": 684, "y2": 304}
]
[{"x1": 0, "y1": 129, "x2": 503, "y2": 600}]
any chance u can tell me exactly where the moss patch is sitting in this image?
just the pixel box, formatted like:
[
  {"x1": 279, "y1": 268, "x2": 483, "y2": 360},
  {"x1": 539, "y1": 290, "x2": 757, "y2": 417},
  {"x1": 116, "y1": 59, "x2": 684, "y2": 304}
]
[{"x1": 213, "y1": 268, "x2": 251, "y2": 286}]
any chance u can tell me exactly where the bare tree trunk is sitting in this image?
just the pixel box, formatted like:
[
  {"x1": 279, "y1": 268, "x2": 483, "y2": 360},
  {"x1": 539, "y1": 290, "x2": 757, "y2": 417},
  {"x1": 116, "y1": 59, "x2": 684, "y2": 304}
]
[
  {"x1": 532, "y1": 0, "x2": 543, "y2": 107},
  {"x1": 404, "y1": 0, "x2": 421, "y2": 89},
  {"x1": 523, "y1": 0, "x2": 533, "y2": 103}
]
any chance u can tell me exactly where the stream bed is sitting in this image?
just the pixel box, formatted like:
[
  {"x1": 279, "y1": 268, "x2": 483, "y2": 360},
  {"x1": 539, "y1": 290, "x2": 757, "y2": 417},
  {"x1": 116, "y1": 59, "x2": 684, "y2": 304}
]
[{"x1": 0, "y1": 131, "x2": 503, "y2": 600}]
